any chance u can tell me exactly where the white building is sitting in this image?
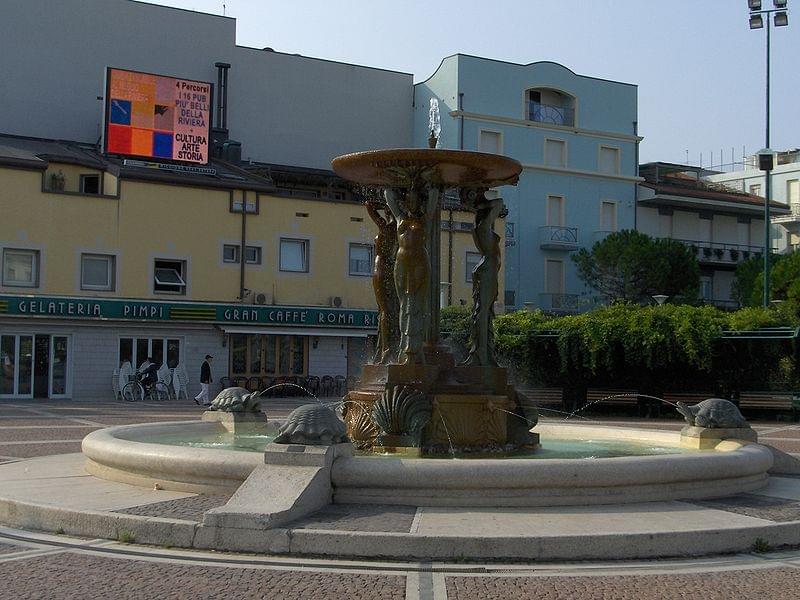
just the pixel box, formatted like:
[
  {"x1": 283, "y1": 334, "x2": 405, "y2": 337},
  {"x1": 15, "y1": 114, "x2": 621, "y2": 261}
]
[
  {"x1": 704, "y1": 150, "x2": 800, "y2": 253},
  {"x1": 637, "y1": 163, "x2": 790, "y2": 308}
]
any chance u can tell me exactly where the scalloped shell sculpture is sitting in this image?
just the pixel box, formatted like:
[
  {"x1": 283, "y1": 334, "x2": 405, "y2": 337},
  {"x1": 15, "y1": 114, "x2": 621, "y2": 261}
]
[
  {"x1": 274, "y1": 404, "x2": 349, "y2": 445},
  {"x1": 210, "y1": 387, "x2": 262, "y2": 413},
  {"x1": 371, "y1": 386, "x2": 430, "y2": 440}
]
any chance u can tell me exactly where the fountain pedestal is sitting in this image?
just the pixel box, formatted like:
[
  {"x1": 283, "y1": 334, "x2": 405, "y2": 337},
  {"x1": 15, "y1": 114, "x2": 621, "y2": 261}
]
[{"x1": 680, "y1": 425, "x2": 758, "y2": 450}]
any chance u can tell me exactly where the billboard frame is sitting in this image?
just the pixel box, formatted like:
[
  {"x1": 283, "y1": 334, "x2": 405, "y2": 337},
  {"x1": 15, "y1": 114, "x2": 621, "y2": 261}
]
[{"x1": 101, "y1": 66, "x2": 215, "y2": 166}]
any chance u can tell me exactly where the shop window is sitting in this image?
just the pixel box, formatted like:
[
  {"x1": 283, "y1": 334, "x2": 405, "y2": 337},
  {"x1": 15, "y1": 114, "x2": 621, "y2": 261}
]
[
  {"x1": 119, "y1": 337, "x2": 181, "y2": 369},
  {"x1": 279, "y1": 239, "x2": 309, "y2": 272},
  {"x1": 466, "y1": 251, "x2": 481, "y2": 283},
  {"x1": 80, "y1": 174, "x2": 100, "y2": 194},
  {"x1": 154, "y1": 259, "x2": 186, "y2": 294},
  {"x1": 81, "y1": 254, "x2": 115, "y2": 291},
  {"x1": 230, "y1": 334, "x2": 307, "y2": 378},
  {"x1": 2, "y1": 248, "x2": 39, "y2": 288},
  {"x1": 349, "y1": 243, "x2": 373, "y2": 276}
]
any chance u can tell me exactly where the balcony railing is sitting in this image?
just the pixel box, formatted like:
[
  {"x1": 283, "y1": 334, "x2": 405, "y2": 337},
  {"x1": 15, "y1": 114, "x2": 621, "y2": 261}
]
[
  {"x1": 537, "y1": 293, "x2": 600, "y2": 314},
  {"x1": 539, "y1": 226, "x2": 579, "y2": 250},
  {"x1": 528, "y1": 101, "x2": 575, "y2": 127},
  {"x1": 669, "y1": 239, "x2": 766, "y2": 264}
]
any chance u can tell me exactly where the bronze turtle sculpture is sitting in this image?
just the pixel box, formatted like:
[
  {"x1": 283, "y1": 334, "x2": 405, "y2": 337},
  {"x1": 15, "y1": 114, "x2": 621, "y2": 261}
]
[
  {"x1": 274, "y1": 403, "x2": 349, "y2": 445},
  {"x1": 676, "y1": 398, "x2": 749, "y2": 429},
  {"x1": 210, "y1": 387, "x2": 263, "y2": 413}
]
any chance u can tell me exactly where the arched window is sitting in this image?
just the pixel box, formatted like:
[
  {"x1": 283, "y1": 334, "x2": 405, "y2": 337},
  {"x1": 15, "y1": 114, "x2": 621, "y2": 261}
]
[{"x1": 526, "y1": 88, "x2": 576, "y2": 127}]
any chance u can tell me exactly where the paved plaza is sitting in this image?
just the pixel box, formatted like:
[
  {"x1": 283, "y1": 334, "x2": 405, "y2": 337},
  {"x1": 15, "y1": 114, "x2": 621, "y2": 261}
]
[{"x1": 2, "y1": 399, "x2": 800, "y2": 599}]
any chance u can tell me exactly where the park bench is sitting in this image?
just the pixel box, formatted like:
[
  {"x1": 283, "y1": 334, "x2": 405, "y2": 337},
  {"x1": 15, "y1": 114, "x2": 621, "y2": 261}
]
[
  {"x1": 585, "y1": 389, "x2": 642, "y2": 415},
  {"x1": 517, "y1": 388, "x2": 564, "y2": 413},
  {"x1": 662, "y1": 392, "x2": 713, "y2": 406},
  {"x1": 738, "y1": 392, "x2": 798, "y2": 421}
]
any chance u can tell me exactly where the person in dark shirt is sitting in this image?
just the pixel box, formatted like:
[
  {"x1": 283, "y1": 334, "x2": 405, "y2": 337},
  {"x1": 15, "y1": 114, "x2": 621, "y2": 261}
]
[{"x1": 194, "y1": 355, "x2": 213, "y2": 406}]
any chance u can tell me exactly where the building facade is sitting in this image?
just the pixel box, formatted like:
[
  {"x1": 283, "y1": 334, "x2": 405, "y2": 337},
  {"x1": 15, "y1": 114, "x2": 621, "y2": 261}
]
[
  {"x1": 703, "y1": 150, "x2": 800, "y2": 254},
  {"x1": 0, "y1": 135, "x2": 486, "y2": 400},
  {"x1": 413, "y1": 55, "x2": 641, "y2": 313},
  {"x1": 637, "y1": 163, "x2": 790, "y2": 308}
]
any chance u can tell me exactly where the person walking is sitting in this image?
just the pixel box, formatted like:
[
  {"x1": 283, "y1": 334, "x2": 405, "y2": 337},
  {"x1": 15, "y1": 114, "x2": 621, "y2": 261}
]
[{"x1": 194, "y1": 355, "x2": 213, "y2": 407}]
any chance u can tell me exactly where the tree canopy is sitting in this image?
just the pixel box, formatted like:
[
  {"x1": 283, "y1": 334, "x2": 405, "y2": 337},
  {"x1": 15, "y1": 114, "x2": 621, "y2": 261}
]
[{"x1": 571, "y1": 230, "x2": 699, "y2": 303}]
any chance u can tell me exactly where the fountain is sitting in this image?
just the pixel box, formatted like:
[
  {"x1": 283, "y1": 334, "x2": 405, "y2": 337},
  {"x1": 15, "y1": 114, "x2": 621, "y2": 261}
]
[{"x1": 73, "y1": 107, "x2": 776, "y2": 559}]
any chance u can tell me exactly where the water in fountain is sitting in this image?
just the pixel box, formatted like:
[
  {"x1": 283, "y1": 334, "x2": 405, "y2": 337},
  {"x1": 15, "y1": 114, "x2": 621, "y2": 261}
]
[
  {"x1": 260, "y1": 382, "x2": 324, "y2": 406},
  {"x1": 564, "y1": 393, "x2": 679, "y2": 420},
  {"x1": 428, "y1": 98, "x2": 441, "y2": 147}
]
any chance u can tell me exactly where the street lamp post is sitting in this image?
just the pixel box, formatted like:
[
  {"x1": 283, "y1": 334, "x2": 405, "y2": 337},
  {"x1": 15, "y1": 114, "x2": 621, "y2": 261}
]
[{"x1": 748, "y1": 0, "x2": 790, "y2": 307}]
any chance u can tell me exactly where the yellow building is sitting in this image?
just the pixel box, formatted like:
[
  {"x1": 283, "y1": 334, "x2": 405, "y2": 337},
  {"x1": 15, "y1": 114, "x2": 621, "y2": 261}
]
[{"x1": 0, "y1": 135, "x2": 503, "y2": 400}]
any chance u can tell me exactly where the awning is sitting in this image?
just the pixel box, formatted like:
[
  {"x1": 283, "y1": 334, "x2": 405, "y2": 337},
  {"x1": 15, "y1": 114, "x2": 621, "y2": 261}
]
[{"x1": 219, "y1": 325, "x2": 373, "y2": 338}]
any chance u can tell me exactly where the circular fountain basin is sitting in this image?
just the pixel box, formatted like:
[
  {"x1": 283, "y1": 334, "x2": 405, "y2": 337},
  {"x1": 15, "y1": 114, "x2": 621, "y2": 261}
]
[{"x1": 82, "y1": 421, "x2": 773, "y2": 503}]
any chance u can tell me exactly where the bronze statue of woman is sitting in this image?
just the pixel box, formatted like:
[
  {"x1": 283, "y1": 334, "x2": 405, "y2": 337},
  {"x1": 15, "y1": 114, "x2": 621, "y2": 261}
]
[
  {"x1": 385, "y1": 187, "x2": 430, "y2": 364},
  {"x1": 365, "y1": 201, "x2": 399, "y2": 364},
  {"x1": 463, "y1": 194, "x2": 504, "y2": 366}
]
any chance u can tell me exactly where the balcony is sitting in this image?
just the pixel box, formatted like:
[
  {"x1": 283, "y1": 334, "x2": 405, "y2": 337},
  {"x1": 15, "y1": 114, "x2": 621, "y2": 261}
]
[
  {"x1": 528, "y1": 101, "x2": 575, "y2": 127},
  {"x1": 539, "y1": 226, "x2": 579, "y2": 250},
  {"x1": 672, "y1": 239, "x2": 765, "y2": 265},
  {"x1": 537, "y1": 293, "x2": 600, "y2": 314}
]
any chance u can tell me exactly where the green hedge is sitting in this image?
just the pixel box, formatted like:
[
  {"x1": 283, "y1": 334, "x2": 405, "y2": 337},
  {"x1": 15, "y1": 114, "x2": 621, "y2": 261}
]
[{"x1": 441, "y1": 303, "x2": 799, "y2": 396}]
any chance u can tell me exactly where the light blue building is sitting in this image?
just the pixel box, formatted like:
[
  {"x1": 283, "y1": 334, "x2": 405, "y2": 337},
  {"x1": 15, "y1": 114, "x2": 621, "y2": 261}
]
[{"x1": 413, "y1": 55, "x2": 641, "y2": 312}]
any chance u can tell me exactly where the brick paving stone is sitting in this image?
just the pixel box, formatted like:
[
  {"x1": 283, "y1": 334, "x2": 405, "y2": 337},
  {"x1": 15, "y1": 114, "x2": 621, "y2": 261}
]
[
  {"x1": 693, "y1": 493, "x2": 800, "y2": 522},
  {"x1": 446, "y1": 568, "x2": 800, "y2": 600},
  {"x1": 291, "y1": 504, "x2": 417, "y2": 533},
  {"x1": 0, "y1": 427, "x2": 100, "y2": 442},
  {"x1": 0, "y1": 442, "x2": 82, "y2": 458},
  {"x1": 115, "y1": 494, "x2": 233, "y2": 522},
  {"x1": 0, "y1": 552, "x2": 405, "y2": 600}
]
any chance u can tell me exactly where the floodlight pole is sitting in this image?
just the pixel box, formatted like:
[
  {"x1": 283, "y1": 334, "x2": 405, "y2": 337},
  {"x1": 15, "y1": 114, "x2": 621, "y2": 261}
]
[{"x1": 764, "y1": 15, "x2": 772, "y2": 308}]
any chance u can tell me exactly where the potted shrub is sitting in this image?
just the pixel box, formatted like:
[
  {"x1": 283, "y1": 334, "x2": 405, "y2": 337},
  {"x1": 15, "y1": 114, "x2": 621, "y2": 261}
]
[
  {"x1": 729, "y1": 248, "x2": 739, "y2": 261},
  {"x1": 702, "y1": 247, "x2": 713, "y2": 258},
  {"x1": 713, "y1": 248, "x2": 724, "y2": 260},
  {"x1": 742, "y1": 250, "x2": 750, "y2": 260}
]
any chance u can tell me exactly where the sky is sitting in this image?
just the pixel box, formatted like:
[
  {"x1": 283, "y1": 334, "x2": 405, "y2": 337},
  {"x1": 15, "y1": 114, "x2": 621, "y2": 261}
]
[{"x1": 152, "y1": 0, "x2": 799, "y2": 167}]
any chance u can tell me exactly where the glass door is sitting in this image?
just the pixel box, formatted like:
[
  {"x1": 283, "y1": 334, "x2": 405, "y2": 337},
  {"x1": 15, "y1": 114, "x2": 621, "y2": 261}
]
[
  {"x1": 50, "y1": 336, "x2": 69, "y2": 397},
  {"x1": 33, "y1": 335, "x2": 50, "y2": 398}
]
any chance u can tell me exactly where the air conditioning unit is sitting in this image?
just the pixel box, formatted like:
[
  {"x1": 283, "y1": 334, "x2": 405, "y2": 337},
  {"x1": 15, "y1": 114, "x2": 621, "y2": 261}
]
[
  {"x1": 254, "y1": 293, "x2": 268, "y2": 305},
  {"x1": 330, "y1": 296, "x2": 343, "y2": 308}
]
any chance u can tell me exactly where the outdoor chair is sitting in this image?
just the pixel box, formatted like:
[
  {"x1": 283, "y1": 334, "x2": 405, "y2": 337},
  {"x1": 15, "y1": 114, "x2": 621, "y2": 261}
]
[
  {"x1": 334, "y1": 375, "x2": 347, "y2": 396},
  {"x1": 320, "y1": 375, "x2": 335, "y2": 397},
  {"x1": 305, "y1": 375, "x2": 321, "y2": 397},
  {"x1": 219, "y1": 376, "x2": 234, "y2": 389}
]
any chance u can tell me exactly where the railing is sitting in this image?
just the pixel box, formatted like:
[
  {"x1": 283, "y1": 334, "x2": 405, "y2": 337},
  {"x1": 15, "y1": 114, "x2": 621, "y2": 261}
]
[
  {"x1": 528, "y1": 101, "x2": 575, "y2": 127},
  {"x1": 669, "y1": 239, "x2": 766, "y2": 264},
  {"x1": 538, "y1": 293, "x2": 600, "y2": 314},
  {"x1": 539, "y1": 226, "x2": 579, "y2": 250}
]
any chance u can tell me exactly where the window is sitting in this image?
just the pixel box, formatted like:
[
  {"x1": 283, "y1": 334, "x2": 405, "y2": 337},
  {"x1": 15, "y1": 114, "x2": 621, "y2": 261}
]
[
  {"x1": 544, "y1": 139, "x2": 566, "y2": 168},
  {"x1": 504, "y1": 290, "x2": 516, "y2": 306},
  {"x1": 658, "y1": 212, "x2": 673, "y2": 238},
  {"x1": 545, "y1": 260, "x2": 564, "y2": 294},
  {"x1": 788, "y1": 180, "x2": 799, "y2": 212},
  {"x1": 598, "y1": 146, "x2": 620, "y2": 175},
  {"x1": 81, "y1": 254, "x2": 115, "y2": 291},
  {"x1": 223, "y1": 244, "x2": 240, "y2": 263},
  {"x1": 230, "y1": 192, "x2": 257, "y2": 213},
  {"x1": 244, "y1": 246, "x2": 262, "y2": 265},
  {"x1": 80, "y1": 174, "x2": 100, "y2": 194},
  {"x1": 601, "y1": 201, "x2": 617, "y2": 232},
  {"x1": 153, "y1": 259, "x2": 186, "y2": 294},
  {"x1": 749, "y1": 184, "x2": 762, "y2": 196},
  {"x1": 698, "y1": 214, "x2": 713, "y2": 242},
  {"x1": 547, "y1": 196, "x2": 564, "y2": 226},
  {"x1": 505, "y1": 222, "x2": 515, "y2": 240},
  {"x1": 349, "y1": 244, "x2": 373, "y2": 276},
  {"x1": 279, "y1": 239, "x2": 308, "y2": 272},
  {"x1": 2, "y1": 249, "x2": 39, "y2": 288},
  {"x1": 700, "y1": 276, "x2": 713, "y2": 301},
  {"x1": 223, "y1": 245, "x2": 262, "y2": 264},
  {"x1": 527, "y1": 89, "x2": 575, "y2": 126},
  {"x1": 478, "y1": 130, "x2": 502, "y2": 154},
  {"x1": 466, "y1": 251, "x2": 481, "y2": 283},
  {"x1": 230, "y1": 334, "x2": 307, "y2": 377},
  {"x1": 737, "y1": 220, "x2": 751, "y2": 246},
  {"x1": 119, "y1": 337, "x2": 181, "y2": 369}
]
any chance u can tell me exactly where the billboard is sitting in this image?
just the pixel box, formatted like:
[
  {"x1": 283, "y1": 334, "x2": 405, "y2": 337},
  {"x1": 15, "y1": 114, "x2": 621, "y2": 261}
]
[{"x1": 104, "y1": 68, "x2": 213, "y2": 164}]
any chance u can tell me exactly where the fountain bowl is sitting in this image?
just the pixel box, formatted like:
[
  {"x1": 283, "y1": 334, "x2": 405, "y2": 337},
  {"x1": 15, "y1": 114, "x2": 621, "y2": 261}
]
[
  {"x1": 331, "y1": 148, "x2": 522, "y2": 187},
  {"x1": 82, "y1": 421, "x2": 773, "y2": 504}
]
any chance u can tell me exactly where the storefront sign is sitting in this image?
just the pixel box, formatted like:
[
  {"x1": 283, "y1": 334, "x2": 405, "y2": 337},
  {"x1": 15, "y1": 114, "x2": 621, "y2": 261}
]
[{"x1": 0, "y1": 295, "x2": 377, "y2": 329}]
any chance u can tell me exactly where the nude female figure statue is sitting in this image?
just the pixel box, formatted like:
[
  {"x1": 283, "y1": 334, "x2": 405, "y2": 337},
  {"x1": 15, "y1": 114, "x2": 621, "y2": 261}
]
[
  {"x1": 365, "y1": 201, "x2": 400, "y2": 364},
  {"x1": 385, "y1": 187, "x2": 430, "y2": 365},
  {"x1": 462, "y1": 193, "x2": 504, "y2": 367}
]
